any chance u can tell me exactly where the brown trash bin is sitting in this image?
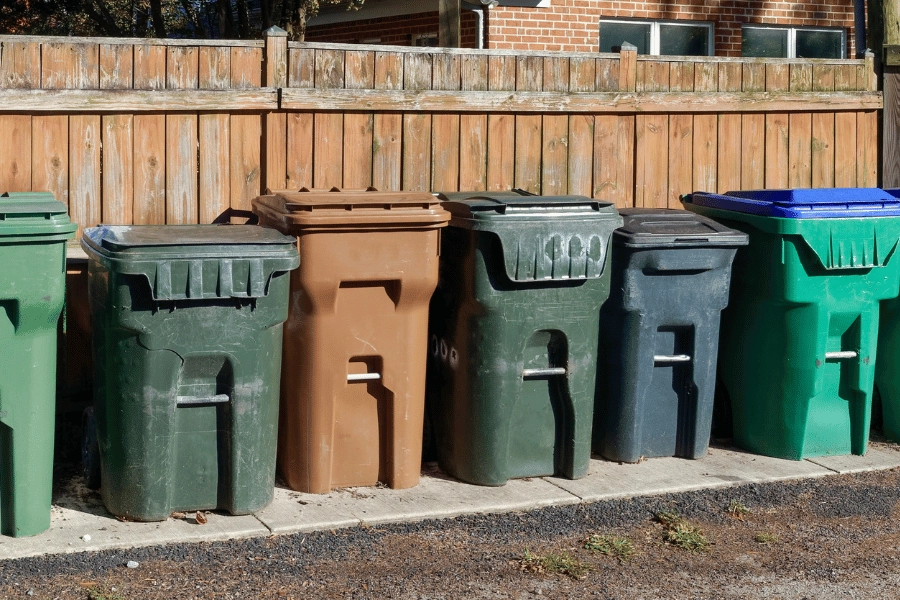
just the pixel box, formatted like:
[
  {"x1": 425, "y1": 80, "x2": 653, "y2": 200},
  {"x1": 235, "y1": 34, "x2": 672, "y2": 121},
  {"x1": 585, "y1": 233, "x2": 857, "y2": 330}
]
[{"x1": 252, "y1": 188, "x2": 451, "y2": 494}]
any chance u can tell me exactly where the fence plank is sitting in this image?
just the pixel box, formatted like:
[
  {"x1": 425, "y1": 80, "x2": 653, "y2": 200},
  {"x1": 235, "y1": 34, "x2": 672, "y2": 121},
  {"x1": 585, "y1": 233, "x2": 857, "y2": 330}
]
[
  {"x1": 402, "y1": 52, "x2": 433, "y2": 191},
  {"x1": 486, "y1": 55, "x2": 515, "y2": 191},
  {"x1": 344, "y1": 50, "x2": 375, "y2": 189},
  {"x1": 541, "y1": 57, "x2": 568, "y2": 195},
  {"x1": 515, "y1": 56, "x2": 542, "y2": 193},
  {"x1": 133, "y1": 114, "x2": 165, "y2": 224},
  {"x1": 101, "y1": 114, "x2": 133, "y2": 224},
  {"x1": 432, "y1": 53, "x2": 461, "y2": 192},
  {"x1": 372, "y1": 51, "x2": 403, "y2": 190},
  {"x1": 42, "y1": 42, "x2": 99, "y2": 89},
  {"x1": 166, "y1": 46, "x2": 199, "y2": 89},
  {"x1": 741, "y1": 63, "x2": 766, "y2": 189},
  {"x1": 286, "y1": 112, "x2": 314, "y2": 190},
  {"x1": 568, "y1": 115, "x2": 593, "y2": 196},
  {"x1": 668, "y1": 63, "x2": 693, "y2": 205},
  {"x1": 100, "y1": 43, "x2": 133, "y2": 89},
  {"x1": 288, "y1": 47, "x2": 315, "y2": 88},
  {"x1": 717, "y1": 63, "x2": 742, "y2": 193},
  {"x1": 692, "y1": 61, "x2": 717, "y2": 193},
  {"x1": 811, "y1": 64, "x2": 836, "y2": 188},
  {"x1": 788, "y1": 64, "x2": 812, "y2": 188},
  {"x1": 635, "y1": 62, "x2": 669, "y2": 207},
  {"x1": 569, "y1": 57, "x2": 596, "y2": 92},
  {"x1": 166, "y1": 115, "x2": 198, "y2": 223},
  {"x1": 0, "y1": 41, "x2": 41, "y2": 88},
  {"x1": 314, "y1": 49, "x2": 346, "y2": 188},
  {"x1": 765, "y1": 64, "x2": 790, "y2": 189},
  {"x1": 459, "y1": 54, "x2": 488, "y2": 191},
  {"x1": 199, "y1": 114, "x2": 230, "y2": 223},
  {"x1": 69, "y1": 115, "x2": 100, "y2": 233},
  {"x1": 0, "y1": 115, "x2": 32, "y2": 191},
  {"x1": 594, "y1": 114, "x2": 633, "y2": 207},
  {"x1": 858, "y1": 110, "x2": 878, "y2": 187},
  {"x1": 596, "y1": 58, "x2": 618, "y2": 92},
  {"x1": 133, "y1": 44, "x2": 165, "y2": 89},
  {"x1": 199, "y1": 46, "x2": 231, "y2": 89},
  {"x1": 31, "y1": 115, "x2": 68, "y2": 207},
  {"x1": 230, "y1": 114, "x2": 262, "y2": 209}
]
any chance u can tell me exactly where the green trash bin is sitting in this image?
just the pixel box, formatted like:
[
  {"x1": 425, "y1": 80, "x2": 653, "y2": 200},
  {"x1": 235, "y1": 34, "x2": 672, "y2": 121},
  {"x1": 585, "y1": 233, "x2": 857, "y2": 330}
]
[
  {"x1": 683, "y1": 189, "x2": 900, "y2": 460},
  {"x1": 0, "y1": 192, "x2": 76, "y2": 537},
  {"x1": 428, "y1": 193, "x2": 622, "y2": 485},
  {"x1": 83, "y1": 225, "x2": 299, "y2": 521}
]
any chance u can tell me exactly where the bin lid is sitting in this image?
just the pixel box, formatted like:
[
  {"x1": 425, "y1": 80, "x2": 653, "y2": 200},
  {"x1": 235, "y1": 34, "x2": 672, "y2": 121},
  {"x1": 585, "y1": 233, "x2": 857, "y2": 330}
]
[
  {"x1": 83, "y1": 224, "x2": 293, "y2": 253},
  {"x1": 252, "y1": 188, "x2": 450, "y2": 230},
  {"x1": 436, "y1": 189, "x2": 532, "y2": 203},
  {"x1": 614, "y1": 208, "x2": 748, "y2": 248},
  {"x1": 441, "y1": 194, "x2": 623, "y2": 282},
  {"x1": 81, "y1": 225, "x2": 300, "y2": 301},
  {"x1": 685, "y1": 188, "x2": 900, "y2": 218},
  {"x1": 0, "y1": 191, "x2": 77, "y2": 238}
]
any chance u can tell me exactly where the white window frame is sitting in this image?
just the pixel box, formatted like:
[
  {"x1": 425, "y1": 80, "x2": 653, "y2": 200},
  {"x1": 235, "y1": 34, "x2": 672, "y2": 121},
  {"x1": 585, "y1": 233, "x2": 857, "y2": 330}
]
[
  {"x1": 598, "y1": 18, "x2": 714, "y2": 56},
  {"x1": 741, "y1": 25, "x2": 846, "y2": 59}
]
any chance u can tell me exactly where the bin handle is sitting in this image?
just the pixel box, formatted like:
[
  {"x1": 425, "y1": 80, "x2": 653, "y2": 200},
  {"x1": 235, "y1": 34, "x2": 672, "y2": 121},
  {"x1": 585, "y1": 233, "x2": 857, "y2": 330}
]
[
  {"x1": 522, "y1": 367, "x2": 567, "y2": 378},
  {"x1": 348, "y1": 373, "x2": 381, "y2": 382},
  {"x1": 654, "y1": 354, "x2": 691, "y2": 364},
  {"x1": 211, "y1": 208, "x2": 259, "y2": 225},
  {"x1": 825, "y1": 351, "x2": 858, "y2": 360},
  {"x1": 177, "y1": 394, "x2": 230, "y2": 406}
]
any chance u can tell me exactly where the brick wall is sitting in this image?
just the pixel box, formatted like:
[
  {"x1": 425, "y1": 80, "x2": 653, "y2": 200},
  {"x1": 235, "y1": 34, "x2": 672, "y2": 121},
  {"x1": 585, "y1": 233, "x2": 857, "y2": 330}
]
[
  {"x1": 306, "y1": 1, "x2": 859, "y2": 58},
  {"x1": 306, "y1": 11, "x2": 480, "y2": 48},
  {"x1": 488, "y1": 0, "x2": 859, "y2": 56}
]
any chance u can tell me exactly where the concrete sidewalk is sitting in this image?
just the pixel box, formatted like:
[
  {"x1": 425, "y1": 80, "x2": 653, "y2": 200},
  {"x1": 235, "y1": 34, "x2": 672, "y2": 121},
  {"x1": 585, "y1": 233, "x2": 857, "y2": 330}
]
[{"x1": 3, "y1": 444, "x2": 900, "y2": 561}]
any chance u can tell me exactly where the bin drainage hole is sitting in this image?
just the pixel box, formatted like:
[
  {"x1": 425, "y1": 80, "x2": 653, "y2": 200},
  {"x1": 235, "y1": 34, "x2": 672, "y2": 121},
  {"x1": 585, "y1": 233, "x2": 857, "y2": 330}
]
[
  {"x1": 440, "y1": 339, "x2": 448, "y2": 360},
  {"x1": 431, "y1": 334, "x2": 439, "y2": 358},
  {"x1": 449, "y1": 348, "x2": 458, "y2": 369}
]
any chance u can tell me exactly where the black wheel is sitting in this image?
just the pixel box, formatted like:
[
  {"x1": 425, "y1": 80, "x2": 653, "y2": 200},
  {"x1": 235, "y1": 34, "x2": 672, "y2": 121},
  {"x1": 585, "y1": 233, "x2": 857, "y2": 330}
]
[{"x1": 82, "y1": 407, "x2": 101, "y2": 490}]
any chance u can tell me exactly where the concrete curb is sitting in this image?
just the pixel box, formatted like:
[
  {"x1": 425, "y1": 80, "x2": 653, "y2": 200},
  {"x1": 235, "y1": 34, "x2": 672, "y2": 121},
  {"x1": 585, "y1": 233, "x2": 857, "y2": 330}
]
[{"x1": 3, "y1": 444, "x2": 899, "y2": 561}]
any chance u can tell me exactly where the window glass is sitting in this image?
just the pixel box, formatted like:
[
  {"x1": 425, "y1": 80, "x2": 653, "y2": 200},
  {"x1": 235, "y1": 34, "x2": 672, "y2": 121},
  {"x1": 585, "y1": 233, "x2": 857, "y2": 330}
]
[
  {"x1": 742, "y1": 27, "x2": 788, "y2": 57},
  {"x1": 599, "y1": 22, "x2": 650, "y2": 54},
  {"x1": 659, "y1": 24, "x2": 709, "y2": 56},
  {"x1": 796, "y1": 30, "x2": 843, "y2": 58}
]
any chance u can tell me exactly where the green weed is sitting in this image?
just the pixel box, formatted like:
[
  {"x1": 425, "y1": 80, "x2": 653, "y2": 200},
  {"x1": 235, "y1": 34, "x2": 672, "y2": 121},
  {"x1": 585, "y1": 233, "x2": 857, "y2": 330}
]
[
  {"x1": 727, "y1": 499, "x2": 751, "y2": 520},
  {"x1": 755, "y1": 532, "x2": 780, "y2": 545},
  {"x1": 584, "y1": 534, "x2": 635, "y2": 561},
  {"x1": 520, "y1": 548, "x2": 590, "y2": 579},
  {"x1": 656, "y1": 511, "x2": 710, "y2": 553}
]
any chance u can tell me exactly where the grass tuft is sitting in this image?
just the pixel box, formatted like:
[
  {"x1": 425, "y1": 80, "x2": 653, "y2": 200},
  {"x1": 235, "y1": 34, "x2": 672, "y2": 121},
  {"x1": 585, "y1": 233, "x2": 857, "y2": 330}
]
[
  {"x1": 755, "y1": 532, "x2": 780, "y2": 545},
  {"x1": 727, "y1": 499, "x2": 751, "y2": 520},
  {"x1": 656, "y1": 511, "x2": 710, "y2": 553},
  {"x1": 584, "y1": 534, "x2": 635, "y2": 561},
  {"x1": 520, "y1": 548, "x2": 590, "y2": 579}
]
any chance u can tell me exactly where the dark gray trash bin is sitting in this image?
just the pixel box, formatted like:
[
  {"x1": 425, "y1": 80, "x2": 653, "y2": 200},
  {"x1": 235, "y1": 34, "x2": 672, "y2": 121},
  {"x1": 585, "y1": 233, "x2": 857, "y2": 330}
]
[{"x1": 593, "y1": 208, "x2": 747, "y2": 463}]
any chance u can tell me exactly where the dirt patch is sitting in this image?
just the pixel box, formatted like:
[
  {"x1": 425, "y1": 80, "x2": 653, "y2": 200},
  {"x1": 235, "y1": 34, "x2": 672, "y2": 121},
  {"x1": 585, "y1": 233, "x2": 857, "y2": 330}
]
[{"x1": 4, "y1": 468, "x2": 900, "y2": 599}]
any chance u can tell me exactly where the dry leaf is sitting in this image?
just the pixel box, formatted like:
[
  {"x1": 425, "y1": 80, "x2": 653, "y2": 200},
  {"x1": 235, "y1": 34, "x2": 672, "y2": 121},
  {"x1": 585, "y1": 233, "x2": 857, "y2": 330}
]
[
  {"x1": 170, "y1": 512, "x2": 186, "y2": 519},
  {"x1": 195, "y1": 511, "x2": 208, "y2": 525}
]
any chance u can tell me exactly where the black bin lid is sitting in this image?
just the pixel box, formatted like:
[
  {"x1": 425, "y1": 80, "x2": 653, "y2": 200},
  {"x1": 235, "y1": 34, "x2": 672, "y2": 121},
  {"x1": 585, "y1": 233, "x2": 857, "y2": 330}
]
[{"x1": 615, "y1": 208, "x2": 748, "y2": 248}]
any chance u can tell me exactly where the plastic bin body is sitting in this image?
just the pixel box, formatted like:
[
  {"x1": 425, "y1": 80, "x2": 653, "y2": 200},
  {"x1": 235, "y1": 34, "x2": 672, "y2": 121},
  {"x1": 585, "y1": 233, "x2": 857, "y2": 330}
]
[
  {"x1": 594, "y1": 209, "x2": 747, "y2": 463},
  {"x1": 253, "y1": 189, "x2": 450, "y2": 494},
  {"x1": 0, "y1": 192, "x2": 76, "y2": 537},
  {"x1": 875, "y1": 188, "x2": 900, "y2": 442},
  {"x1": 684, "y1": 189, "x2": 900, "y2": 460},
  {"x1": 428, "y1": 194, "x2": 622, "y2": 486},
  {"x1": 83, "y1": 225, "x2": 298, "y2": 521}
]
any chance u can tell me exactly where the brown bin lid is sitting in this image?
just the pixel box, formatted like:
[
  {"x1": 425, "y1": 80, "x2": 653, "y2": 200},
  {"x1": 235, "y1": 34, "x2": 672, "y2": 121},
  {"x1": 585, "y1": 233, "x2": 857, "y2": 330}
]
[{"x1": 253, "y1": 187, "x2": 450, "y2": 230}]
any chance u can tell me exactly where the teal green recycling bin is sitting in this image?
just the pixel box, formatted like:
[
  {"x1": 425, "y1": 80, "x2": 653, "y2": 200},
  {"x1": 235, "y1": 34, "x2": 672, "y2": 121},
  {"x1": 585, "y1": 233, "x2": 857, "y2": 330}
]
[
  {"x1": 0, "y1": 192, "x2": 77, "y2": 537},
  {"x1": 83, "y1": 225, "x2": 299, "y2": 521},
  {"x1": 684, "y1": 188, "x2": 900, "y2": 460}
]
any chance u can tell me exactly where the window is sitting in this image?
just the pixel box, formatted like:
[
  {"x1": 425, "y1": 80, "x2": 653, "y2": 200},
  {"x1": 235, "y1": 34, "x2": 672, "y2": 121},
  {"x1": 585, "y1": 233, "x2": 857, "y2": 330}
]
[
  {"x1": 598, "y1": 19, "x2": 713, "y2": 56},
  {"x1": 412, "y1": 33, "x2": 438, "y2": 47},
  {"x1": 742, "y1": 26, "x2": 845, "y2": 59}
]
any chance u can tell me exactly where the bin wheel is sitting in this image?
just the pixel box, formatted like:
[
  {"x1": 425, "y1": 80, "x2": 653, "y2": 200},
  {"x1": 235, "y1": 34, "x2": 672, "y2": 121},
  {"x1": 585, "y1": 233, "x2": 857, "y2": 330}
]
[{"x1": 82, "y1": 407, "x2": 101, "y2": 490}]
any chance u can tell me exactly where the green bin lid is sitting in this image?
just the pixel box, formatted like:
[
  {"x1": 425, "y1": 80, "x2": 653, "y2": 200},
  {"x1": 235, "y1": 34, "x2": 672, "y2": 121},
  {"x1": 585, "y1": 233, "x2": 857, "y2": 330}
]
[
  {"x1": 441, "y1": 194, "x2": 622, "y2": 282},
  {"x1": 614, "y1": 208, "x2": 748, "y2": 248},
  {"x1": 0, "y1": 192, "x2": 77, "y2": 239},
  {"x1": 82, "y1": 225, "x2": 300, "y2": 301}
]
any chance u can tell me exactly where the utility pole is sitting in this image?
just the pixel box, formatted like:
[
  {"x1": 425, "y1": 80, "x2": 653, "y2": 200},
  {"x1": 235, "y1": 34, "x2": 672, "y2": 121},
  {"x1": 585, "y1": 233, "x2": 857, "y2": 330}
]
[{"x1": 439, "y1": 0, "x2": 461, "y2": 47}]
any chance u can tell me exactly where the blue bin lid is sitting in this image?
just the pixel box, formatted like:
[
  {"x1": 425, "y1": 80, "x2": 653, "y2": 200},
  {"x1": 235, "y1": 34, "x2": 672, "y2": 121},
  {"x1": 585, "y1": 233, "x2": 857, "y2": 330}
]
[{"x1": 686, "y1": 188, "x2": 900, "y2": 218}]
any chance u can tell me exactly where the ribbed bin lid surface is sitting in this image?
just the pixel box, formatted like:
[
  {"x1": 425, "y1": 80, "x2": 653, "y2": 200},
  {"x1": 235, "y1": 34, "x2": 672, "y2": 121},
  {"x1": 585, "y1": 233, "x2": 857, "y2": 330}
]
[
  {"x1": 686, "y1": 188, "x2": 900, "y2": 218},
  {"x1": 615, "y1": 208, "x2": 748, "y2": 248},
  {"x1": 253, "y1": 188, "x2": 450, "y2": 229},
  {"x1": 85, "y1": 224, "x2": 293, "y2": 252},
  {"x1": 442, "y1": 194, "x2": 618, "y2": 226},
  {"x1": 0, "y1": 191, "x2": 77, "y2": 238}
]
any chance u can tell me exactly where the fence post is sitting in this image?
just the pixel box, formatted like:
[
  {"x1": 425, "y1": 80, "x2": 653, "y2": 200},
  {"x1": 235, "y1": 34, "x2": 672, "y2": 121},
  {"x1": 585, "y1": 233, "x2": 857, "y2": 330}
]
[
  {"x1": 263, "y1": 26, "x2": 288, "y2": 192},
  {"x1": 618, "y1": 42, "x2": 637, "y2": 92}
]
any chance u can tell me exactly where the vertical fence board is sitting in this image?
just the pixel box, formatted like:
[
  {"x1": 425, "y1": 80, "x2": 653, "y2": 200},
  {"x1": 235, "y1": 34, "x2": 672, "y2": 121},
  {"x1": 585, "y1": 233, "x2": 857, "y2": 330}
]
[
  {"x1": 514, "y1": 56, "x2": 543, "y2": 193},
  {"x1": 568, "y1": 115, "x2": 593, "y2": 196},
  {"x1": 0, "y1": 115, "x2": 32, "y2": 192},
  {"x1": 133, "y1": 44, "x2": 165, "y2": 89},
  {"x1": 288, "y1": 47, "x2": 315, "y2": 88},
  {"x1": 402, "y1": 52, "x2": 433, "y2": 191},
  {"x1": 596, "y1": 58, "x2": 618, "y2": 92},
  {"x1": 230, "y1": 115, "x2": 262, "y2": 209},
  {"x1": 432, "y1": 53, "x2": 461, "y2": 192},
  {"x1": 343, "y1": 50, "x2": 376, "y2": 189},
  {"x1": 313, "y1": 49, "x2": 346, "y2": 188},
  {"x1": 0, "y1": 41, "x2": 41, "y2": 88},
  {"x1": 740, "y1": 63, "x2": 766, "y2": 190},
  {"x1": 569, "y1": 57, "x2": 596, "y2": 92},
  {"x1": 459, "y1": 54, "x2": 488, "y2": 191},
  {"x1": 101, "y1": 114, "x2": 134, "y2": 224},
  {"x1": 31, "y1": 115, "x2": 68, "y2": 207},
  {"x1": 717, "y1": 63, "x2": 742, "y2": 193},
  {"x1": 788, "y1": 64, "x2": 813, "y2": 188},
  {"x1": 166, "y1": 46, "x2": 199, "y2": 89},
  {"x1": 692, "y1": 61, "x2": 717, "y2": 194},
  {"x1": 372, "y1": 51, "x2": 403, "y2": 190},
  {"x1": 42, "y1": 42, "x2": 99, "y2": 89},
  {"x1": 668, "y1": 63, "x2": 694, "y2": 205},
  {"x1": 541, "y1": 58, "x2": 568, "y2": 195},
  {"x1": 486, "y1": 56, "x2": 515, "y2": 190},
  {"x1": 858, "y1": 110, "x2": 879, "y2": 187},
  {"x1": 231, "y1": 46, "x2": 263, "y2": 89},
  {"x1": 133, "y1": 114, "x2": 166, "y2": 224},
  {"x1": 69, "y1": 115, "x2": 101, "y2": 233},
  {"x1": 765, "y1": 64, "x2": 790, "y2": 189},
  {"x1": 286, "y1": 112, "x2": 314, "y2": 190},
  {"x1": 199, "y1": 46, "x2": 231, "y2": 89},
  {"x1": 811, "y1": 64, "x2": 836, "y2": 188},
  {"x1": 99, "y1": 44, "x2": 133, "y2": 89},
  {"x1": 165, "y1": 115, "x2": 198, "y2": 223},
  {"x1": 635, "y1": 61, "x2": 669, "y2": 207},
  {"x1": 199, "y1": 114, "x2": 230, "y2": 222},
  {"x1": 834, "y1": 112, "x2": 858, "y2": 187}
]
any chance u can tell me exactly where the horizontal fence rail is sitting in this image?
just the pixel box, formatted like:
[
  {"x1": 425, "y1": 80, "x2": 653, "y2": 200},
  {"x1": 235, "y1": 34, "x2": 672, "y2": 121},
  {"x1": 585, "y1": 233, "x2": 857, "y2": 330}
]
[{"x1": 0, "y1": 33, "x2": 881, "y2": 236}]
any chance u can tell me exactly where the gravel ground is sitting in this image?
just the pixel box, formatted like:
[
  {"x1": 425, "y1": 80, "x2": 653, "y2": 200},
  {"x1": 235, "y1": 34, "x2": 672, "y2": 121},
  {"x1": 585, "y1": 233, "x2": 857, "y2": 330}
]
[{"x1": 3, "y1": 466, "x2": 900, "y2": 599}]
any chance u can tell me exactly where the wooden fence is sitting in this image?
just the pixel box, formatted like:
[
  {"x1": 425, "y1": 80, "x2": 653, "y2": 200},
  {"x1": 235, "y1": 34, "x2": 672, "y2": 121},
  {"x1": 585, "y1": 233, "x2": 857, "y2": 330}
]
[{"x1": 0, "y1": 32, "x2": 882, "y2": 236}]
